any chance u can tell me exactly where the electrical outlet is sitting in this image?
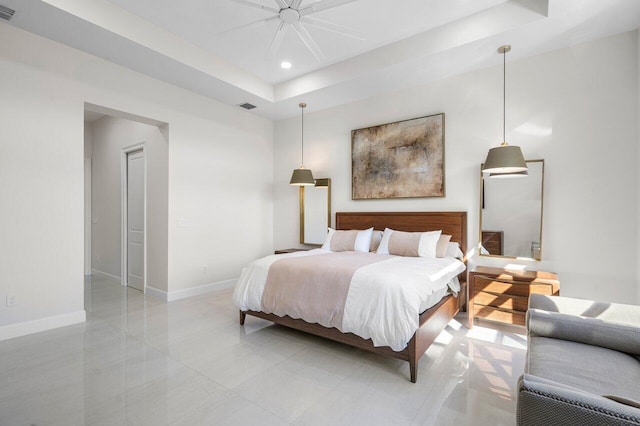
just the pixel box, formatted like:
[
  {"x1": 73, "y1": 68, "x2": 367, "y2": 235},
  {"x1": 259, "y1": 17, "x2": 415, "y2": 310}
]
[{"x1": 6, "y1": 295, "x2": 16, "y2": 307}]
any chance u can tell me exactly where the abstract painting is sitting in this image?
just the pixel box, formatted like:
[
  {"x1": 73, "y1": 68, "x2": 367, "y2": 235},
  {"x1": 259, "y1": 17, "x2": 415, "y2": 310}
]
[{"x1": 352, "y1": 113, "x2": 445, "y2": 199}]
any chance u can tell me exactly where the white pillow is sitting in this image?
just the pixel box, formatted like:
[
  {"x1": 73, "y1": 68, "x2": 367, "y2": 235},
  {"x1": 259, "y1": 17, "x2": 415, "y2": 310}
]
[
  {"x1": 321, "y1": 227, "x2": 373, "y2": 253},
  {"x1": 377, "y1": 228, "x2": 442, "y2": 258},
  {"x1": 446, "y1": 242, "x2": 464, "y2": 259},
  {"x1": 354, "y1": 227, "x2": 374, "y2": 252},
  {"x1": 370, "y1": 230, "x2": 384, "y2": 252},
  {"x1": 321, "y1": 228, "x2": 335, "y2": 251},
  {"x1": 377, "y1": 228, "x2": 392, "y2": 254}
]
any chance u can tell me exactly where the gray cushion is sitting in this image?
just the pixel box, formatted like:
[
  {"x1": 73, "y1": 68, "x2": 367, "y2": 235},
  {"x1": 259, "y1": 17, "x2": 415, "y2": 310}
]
[
  {"x1": 528, "y1": 294, "x2": 640, "y2": 326},
  {"x1": 528, "y1": 308, "x2": 640, "y2": 356},
  {"x1": 527, "y1": 336, "x2": 640, "y2": 403}
]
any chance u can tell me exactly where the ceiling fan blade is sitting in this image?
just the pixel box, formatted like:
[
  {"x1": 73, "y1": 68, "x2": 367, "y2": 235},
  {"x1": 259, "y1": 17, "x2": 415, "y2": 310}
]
[
  {"x1": 301, "y1": 16, "x2": 365, "y2": 40},
  {"x1": 292, "y1": 22, "x2": 324, "y2": 61},
  {"x1": 274, "y1": 0, "x2": 289, "y2": 8},
  {"x1": 228, "y1": 0, "x2": 278, "y2": 13},
  {"x1": 266, "y1": 22, "x2": 287, "y2": 59},
  {"x1": 299, "y1": 0, "x2": 357, "y2": 16},
  {"x1": 289, "y1": 0, "x2": 304, "y2": 8},
  {"x1": 218, "y1": 16, "x2": 279, "y2": 37}
]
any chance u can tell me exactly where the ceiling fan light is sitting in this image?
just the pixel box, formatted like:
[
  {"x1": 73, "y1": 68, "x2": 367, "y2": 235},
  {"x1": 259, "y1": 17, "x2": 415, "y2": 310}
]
[
  {"x1": 290, "y1": 167, "x2": 315, "y2": 186},
  {"x1": 482, "y1": 145, "x2": 527, "y2": 174}
]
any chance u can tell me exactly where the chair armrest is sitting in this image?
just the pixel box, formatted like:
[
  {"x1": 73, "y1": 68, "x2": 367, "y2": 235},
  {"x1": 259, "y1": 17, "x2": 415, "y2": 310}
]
[
  {"x1": 517, "y1": 374, "x2": 640, "y2": 426},
  {"x1": 527, "y1": 308, "x2": 640, "y2": 356}
]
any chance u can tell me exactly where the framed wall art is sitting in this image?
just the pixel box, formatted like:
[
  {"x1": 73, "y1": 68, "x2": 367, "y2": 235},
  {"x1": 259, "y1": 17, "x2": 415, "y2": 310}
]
[{"x1": 351, "y1": 113, "x2": 445, "y2": 199}]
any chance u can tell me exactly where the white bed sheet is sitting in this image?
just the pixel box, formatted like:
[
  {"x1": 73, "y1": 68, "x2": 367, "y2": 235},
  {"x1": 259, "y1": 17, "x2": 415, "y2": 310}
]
[{"x1": 419, "y1": 281, "x2": 453, "y2": 314}]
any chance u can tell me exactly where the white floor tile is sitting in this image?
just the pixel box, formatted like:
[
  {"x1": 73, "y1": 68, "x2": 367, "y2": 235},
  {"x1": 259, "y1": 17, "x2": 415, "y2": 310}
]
[{"x1": 0, "y1": 276, "x2": 527, "y2": 425}]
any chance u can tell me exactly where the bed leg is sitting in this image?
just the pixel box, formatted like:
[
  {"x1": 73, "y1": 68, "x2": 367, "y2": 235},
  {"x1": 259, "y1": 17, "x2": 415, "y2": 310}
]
[
  {"x1": 459, "y1": 281, "x2": 468, "y2": 313},
  {"x1": 408, "y1": 336, "x2": 417, "y2": 383},
  {"x1": 239, "y1": 311, "x2": 246, "y2": 325}
]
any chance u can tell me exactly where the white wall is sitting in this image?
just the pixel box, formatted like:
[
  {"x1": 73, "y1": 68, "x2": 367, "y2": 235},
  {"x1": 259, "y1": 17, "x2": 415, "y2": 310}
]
[
  {"x1": 0, "y1": 53, "x2": 86, "y2": 337},
  {"x1": 167, "y1": 114, "x2": 274, "y2": 293},
  {"x1": 637, "y1": 29, "x2": 640, "y2": 304},
  {"x1": 0, "y1": 23, "x2": 273, "y2": 339},
  {"x1": 84, "y1": 124, "x2": 93, "y2": 159},
  {"x1": 274, "y1": 31, "x2": 639, "y2": 304},
  {"x1": 90, "y1": 116, "x2": 169, "y2": 292},
  {"x1": 84, "y1": 124, "x2": 92, "y2": 275}
]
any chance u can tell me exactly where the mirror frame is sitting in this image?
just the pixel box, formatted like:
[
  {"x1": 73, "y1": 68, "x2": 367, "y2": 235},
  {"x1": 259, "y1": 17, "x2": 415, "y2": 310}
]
[
  {"x1": 300, "y1": 178, "x2": 331, "y2": 245},
  {"x1": 479, "y1": 159, "x2": 544, "y2": 261}
]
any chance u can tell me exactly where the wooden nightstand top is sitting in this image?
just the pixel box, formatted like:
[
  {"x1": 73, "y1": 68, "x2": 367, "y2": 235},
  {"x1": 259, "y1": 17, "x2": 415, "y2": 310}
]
[
  {"x1": 470, "y1": 266, "x2": 559, "y2": 286},
  {"x1": 274, "y1": 248, "x2": 312, "y2": 254}
]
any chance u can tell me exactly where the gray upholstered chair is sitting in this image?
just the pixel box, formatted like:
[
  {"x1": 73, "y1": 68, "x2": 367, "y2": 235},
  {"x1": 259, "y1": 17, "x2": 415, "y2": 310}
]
[{"x1": 517, "y1": 294, "x2": 640, "y2": 426}]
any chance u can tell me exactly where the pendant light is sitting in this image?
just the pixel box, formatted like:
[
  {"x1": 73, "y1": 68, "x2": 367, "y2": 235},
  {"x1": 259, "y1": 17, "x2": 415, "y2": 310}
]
[
  {"x1": 482, "y1": 45, "x2": 527, "y2": 175},
  {"x1": 289, "y1": 102, "x2": 315, "y2": 186}
]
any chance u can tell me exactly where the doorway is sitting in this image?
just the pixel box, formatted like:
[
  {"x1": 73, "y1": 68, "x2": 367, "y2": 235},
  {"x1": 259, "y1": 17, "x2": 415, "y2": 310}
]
[
  {"x1": 122, "y1": 145, "x2": 146, "y2": 292},
  {"x1": 84, "y1": 103, "x2": 168, "y2": 298}
]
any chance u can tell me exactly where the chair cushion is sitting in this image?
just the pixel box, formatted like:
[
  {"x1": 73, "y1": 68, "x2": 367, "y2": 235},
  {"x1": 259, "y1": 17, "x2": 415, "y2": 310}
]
[
  {"x1": 527, "y1": 306, "x2": 640, "y2": 356},
  {"x1": 528, "y1": 336, "x2": 640, "y2": 403}
]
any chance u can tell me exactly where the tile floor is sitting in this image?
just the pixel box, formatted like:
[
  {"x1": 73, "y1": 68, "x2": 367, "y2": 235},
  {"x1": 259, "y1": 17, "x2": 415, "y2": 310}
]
[{"x1": 1, "y1": 276, "x2": 527, "y2": 425}]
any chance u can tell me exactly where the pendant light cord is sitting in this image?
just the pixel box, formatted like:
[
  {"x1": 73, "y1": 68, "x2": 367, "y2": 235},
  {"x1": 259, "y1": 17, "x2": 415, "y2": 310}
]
[
  {"x1": 301, "y1": 105, "x2": 304, "y2": 167},
  {"x1": 502, "y1": 48, "x2": 506, "y2": 145}
]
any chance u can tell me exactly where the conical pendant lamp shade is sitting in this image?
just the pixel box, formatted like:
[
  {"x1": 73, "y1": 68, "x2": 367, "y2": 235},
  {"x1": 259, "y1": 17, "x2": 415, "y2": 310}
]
[
  {"x1": 483, "y1": 145, "x2": 527, "y2": 174},
  {"x1": 290, "y1": 102, "x2": 315, "y2": 186},
  {"x1": 290, "y1": 168, "x2": 315, "y2": 185},
  {"x1": 481, "y1": 45, "x2": 527, "y2": 175}
]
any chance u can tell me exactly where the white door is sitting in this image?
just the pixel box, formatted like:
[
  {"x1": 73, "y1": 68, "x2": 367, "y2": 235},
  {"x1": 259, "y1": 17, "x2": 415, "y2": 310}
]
[{"x1": 126, "y1": 150, "x2": 144, "y2": 291}]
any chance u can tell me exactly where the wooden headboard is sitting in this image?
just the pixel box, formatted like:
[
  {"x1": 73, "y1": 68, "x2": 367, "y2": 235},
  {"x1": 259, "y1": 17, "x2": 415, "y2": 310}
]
[{"x1": 335, "y1": 212, "x2": 467, "y2": 256}]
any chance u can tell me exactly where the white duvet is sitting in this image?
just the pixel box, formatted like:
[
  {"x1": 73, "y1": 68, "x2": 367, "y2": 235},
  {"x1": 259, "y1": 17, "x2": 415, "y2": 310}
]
[{"x1": 232, "y1": 249, "x2": 465, "y2": 351}]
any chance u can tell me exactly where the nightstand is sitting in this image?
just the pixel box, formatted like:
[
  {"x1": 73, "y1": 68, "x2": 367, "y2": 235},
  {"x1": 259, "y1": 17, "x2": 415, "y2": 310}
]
[
  {"x1": 468, "y1": 266, "x2": 559, "y2": 328},
  {"x1": 274, "y1": 248, "x2": 311, "y2": 254}
]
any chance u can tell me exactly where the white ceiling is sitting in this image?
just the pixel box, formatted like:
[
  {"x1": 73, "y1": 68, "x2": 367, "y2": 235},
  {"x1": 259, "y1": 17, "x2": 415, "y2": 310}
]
[
  {"x1": 104, "y1": 0, "x2": 510, "y2": 84},
  {"x1": 3, "y1": 0, "x2": 640, "y2": 119}
]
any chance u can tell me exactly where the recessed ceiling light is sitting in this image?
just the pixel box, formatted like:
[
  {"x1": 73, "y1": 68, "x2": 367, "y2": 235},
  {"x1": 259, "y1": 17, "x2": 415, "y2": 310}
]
[{"x1": 281, "y1": 61, "x2": 292, "y2": 69}]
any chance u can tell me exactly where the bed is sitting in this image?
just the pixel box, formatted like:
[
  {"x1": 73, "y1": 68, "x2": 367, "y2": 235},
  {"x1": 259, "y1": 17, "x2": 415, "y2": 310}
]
[{"x1": 235, "y1": 211, "x2": 467, "y2": 382}]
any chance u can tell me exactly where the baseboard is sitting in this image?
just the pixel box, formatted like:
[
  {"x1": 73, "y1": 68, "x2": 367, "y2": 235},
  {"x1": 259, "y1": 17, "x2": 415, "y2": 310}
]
[
  {"x1": 146, "y1": 278, "x2": 236, "y2": 302},
  {"x1": 91, "y1": 268, "x2": 121, "y2": 283},
  {"x1": 0, "y1": 310, "x2": 86, "y2": 341},
  {"x1": 145, "y1": 286, "x2": 167, "y2": 301}
]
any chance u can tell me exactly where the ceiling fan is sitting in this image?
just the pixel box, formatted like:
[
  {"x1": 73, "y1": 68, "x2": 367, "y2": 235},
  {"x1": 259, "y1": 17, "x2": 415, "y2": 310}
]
[{"x1": 221, "y1": 0, "x2": 364, "y2": 61}]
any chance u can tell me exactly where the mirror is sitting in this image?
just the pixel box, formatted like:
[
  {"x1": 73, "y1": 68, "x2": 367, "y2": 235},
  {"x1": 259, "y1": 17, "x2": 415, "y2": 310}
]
[
  {"x1": 479, "y1": 160, "x2": 544, "y2": 260},
  {"x1": 300, "y1": 178, "x2": 331, "y2": 245}
]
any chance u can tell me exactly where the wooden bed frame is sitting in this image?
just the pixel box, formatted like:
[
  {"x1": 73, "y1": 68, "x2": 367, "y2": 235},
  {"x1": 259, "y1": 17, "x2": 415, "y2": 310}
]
[{"x1": 239, "y1": 211, "x2": 467, "y2": 383}]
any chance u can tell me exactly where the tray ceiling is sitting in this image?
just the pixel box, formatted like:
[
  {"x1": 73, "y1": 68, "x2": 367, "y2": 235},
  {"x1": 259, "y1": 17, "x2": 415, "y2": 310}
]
[{"x1": 2, "y1": 0, "x2": 640, "y2": 119}]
